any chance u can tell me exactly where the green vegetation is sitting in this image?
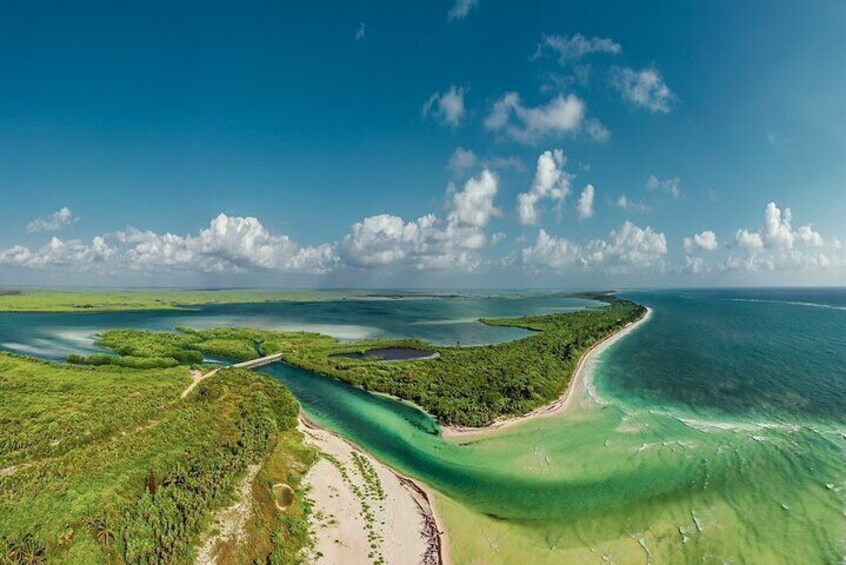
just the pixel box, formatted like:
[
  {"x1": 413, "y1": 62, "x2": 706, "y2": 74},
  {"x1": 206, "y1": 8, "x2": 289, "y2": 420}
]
[
  {"x1": 91, "y1": 295, "x2": 645, "y2": 427},
  {"x1": 0, "y1": 353, "x2": 314, "y2": 564},
  {"x1": 213, "y1": 431, "x2": 318, "y2": 565},
  {"x1": 0, "y1": 289, "x2": 362, "y2": 312}
]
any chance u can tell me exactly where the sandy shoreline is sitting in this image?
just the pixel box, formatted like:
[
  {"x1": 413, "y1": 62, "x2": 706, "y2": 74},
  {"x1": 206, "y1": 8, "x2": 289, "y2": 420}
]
[
  {"x1": 299, "y1": 416, "x2": 448, "y2": 565},
  {"x1": 441, "y1": 306, "x2": 653, "y2": 439}
]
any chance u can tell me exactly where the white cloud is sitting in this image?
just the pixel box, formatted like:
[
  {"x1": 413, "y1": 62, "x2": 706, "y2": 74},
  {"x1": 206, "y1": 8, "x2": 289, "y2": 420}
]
[
  {"x1": 612, "y1": 67, "x2": 675, "y2": 113},
  {"x1": 537, "y1": 33, "x2": 621, "y2": 63},
  {"x1": 736, "y1": 202, "x2": 823, "y2": 250},
  {"x1": 683, "y1": 230, "x2": 718, "y2": 253},
  {"x1": 485, "y1": 92, "x2": 605, "y2": 144},
  {"x1": 447, "y1": 147, "x2": 478, "y2": 175},
  {"x1": 121, "y1": 214, "x2": 336, "y2": 273},
  {"x1": 26, "y1": 207, "x2": 77, "y2": 233},
  {"x1": 3, "y1": 214, "x2": 335, "y2": 274},
  {"x1": 735, "y1": 229, "x2": 764, "y2": 250},
  {"x1": 423, "y1": 86, "x2": 467, "y2": 127},
  {"x1": 577, "y1": 184, "x2": 595, "y2": 219},
  {"x1": 685, "y1": 255, "x2": 707, "y2": 274},
  {"x1": 355, "y1": 23, "x2": 366, "y2": 41},
  {"x1": 679, "y1": 202, "x2": 842, "y2": 276},
  {"x1": 516, "y1": 149, "x2": 572, "y2": 225},
  {"x1": 448, "y1": 0, "x2": 479, "y2": 21},
  {"x1": 341, "y1": 169, "x2": 499, "y2": 270},
  {"x1": 448, "y1": 169, "x2": 500, "y2": 227},
  {"x1": 796, "y1": 225, "x2": 824, "y2": 247},
  {"x1": 719, "y1": 248, "x2": 841, "y2": 274},
  {"x1": 615, "y1": 194, "x2": 649, "y2": 212},
  {"x1": 646, "y1": 174, "x2": 682, "y2": 198},
  {"x1": 0, "y1": 236, "x2": 114, "y2": 269},
  {"x1": 522, "y1": 221, "x2": 667, "y2": 271}
]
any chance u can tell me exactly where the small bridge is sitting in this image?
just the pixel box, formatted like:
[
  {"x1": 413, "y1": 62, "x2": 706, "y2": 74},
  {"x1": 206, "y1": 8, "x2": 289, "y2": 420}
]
[{"x1": 232, "y1": 353, "x2": 284, "y2": 369}]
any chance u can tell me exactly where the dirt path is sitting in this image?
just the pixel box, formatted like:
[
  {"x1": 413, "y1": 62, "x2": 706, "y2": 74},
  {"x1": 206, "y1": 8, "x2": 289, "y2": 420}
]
[
  {"x1": 181, "y1": 367, "x2": 220, "y2": 399},
  {"x1": 195, "y1": 464, "x2": 262, "y2": 565}
]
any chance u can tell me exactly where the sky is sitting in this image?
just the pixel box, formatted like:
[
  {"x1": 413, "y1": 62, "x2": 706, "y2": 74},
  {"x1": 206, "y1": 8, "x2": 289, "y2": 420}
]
[{"x1": 0, "y1": 0, "x2": 844, "y2": 289}]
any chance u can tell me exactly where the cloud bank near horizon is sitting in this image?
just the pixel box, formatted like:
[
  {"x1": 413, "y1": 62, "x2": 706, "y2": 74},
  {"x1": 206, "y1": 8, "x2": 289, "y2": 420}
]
[{"x1": 3, "y1": 175, "x2": 842, "y2": 285}]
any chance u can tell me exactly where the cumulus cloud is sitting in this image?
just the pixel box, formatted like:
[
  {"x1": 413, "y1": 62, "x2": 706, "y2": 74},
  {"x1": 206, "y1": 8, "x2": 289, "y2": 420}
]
[
  {"x1": 448, "y1": 0, "x2": 479, "y2": 21},
  {"x1": 341, "y1": 169, "x2": 500, "y2": 270},
  {"x1": 423, "y1": 86, "x2": 467, "y2": 127},
  {"x1": 646, "y1": 174, "x2": 681, "y2": 198},
  {"x1": 516, "y1": 149, "x2": 572, "y2": 225},
  {"x1": 485, "y1": 92, "x2": 606, "y2": 144},
  {"x1": 522, "y1": 221, "x2": 667, "y2": 271},
  {"x1": 448, "y1": 169, "x2": 500, "y2": 227},
  {"x1": 26, "y1": 207, "x2": 78, "y2": 233},
  {"x1": 683, "y1": 230, "x2": 718, "y2": 253},
  {"x1": 536, "y1": 33, "x2": 621, "y2": 63},
  {"x1": 735, "y1": 229, "x2": 764, "y2": 250},
  {"x1": 0, "y1": 236, "x2": 114, "y2": 269},
  {"x1": 685, "y1": 202, "x2": 839, "y2": 276},
  {"x1": 577, "y1": 184, "x2": 595, "y2": 219},
  {"x1": 612, "y1": 67, "x2": 675, "y2": 113},
  {"x1": 736, "y1": 202, "x2": 823, "y2": 250},
  {"x1": 3, "y1": 214, "x2": 335, "y2": 274}
]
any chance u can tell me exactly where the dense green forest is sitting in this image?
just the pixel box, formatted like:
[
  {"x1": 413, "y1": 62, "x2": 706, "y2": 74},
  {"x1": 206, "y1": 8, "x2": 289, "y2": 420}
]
[
  {"x1": 0, "y1": 354, "x2": 315, "y2": 564},
  {"x1": 88, "y1": 296, "x2": 645, "y2": 427}
]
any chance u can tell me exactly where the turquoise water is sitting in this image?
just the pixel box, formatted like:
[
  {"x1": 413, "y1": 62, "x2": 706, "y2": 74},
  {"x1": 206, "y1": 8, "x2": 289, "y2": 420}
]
[
  {"x1": 0, "y1": 295, "x2": 598, "y2": 360},
  {"x1": 1, "y1": 290, "x2": 844, "y2": 562}
]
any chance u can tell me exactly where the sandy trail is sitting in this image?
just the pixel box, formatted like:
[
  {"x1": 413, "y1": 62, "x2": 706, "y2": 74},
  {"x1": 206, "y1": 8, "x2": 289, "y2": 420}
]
[
  {"x1": 300, "y1": 417, "x2": 446, "y2": 565},
  {"x1": 195, "y1": 464, "x2": 261, "y2": 565},
  {"x1": 181, "y1": 367, "x2": 220, "y2": 399},
  {"x1": 442, "y1": 307, "x2": 653, "y2": 439}
]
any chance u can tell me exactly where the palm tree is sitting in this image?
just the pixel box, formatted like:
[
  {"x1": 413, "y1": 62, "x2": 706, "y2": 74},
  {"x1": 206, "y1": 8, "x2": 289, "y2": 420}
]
[{"x1": 96, "y1": 522, "x2": 115, "y2": 549}]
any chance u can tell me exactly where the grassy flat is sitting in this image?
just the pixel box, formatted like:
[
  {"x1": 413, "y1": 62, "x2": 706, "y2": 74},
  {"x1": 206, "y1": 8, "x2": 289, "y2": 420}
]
[{"x1": 0, "y1": 289, "x2": 360, "y2": 312}]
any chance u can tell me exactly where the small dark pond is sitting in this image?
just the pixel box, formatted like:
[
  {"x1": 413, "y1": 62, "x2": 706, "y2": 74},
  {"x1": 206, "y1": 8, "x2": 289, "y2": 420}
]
[{"x1": 329, "y1": 346, "x2": 438, "y2": 362}]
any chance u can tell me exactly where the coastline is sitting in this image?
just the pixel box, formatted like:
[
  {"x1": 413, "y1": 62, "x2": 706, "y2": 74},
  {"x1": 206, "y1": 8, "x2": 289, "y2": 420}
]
[
  {"x1": 299, "y1": 415, "x2": 449, "y2": 565},
  {"x1": 441, "y1": 306, "x2": 653, "y2": 439}
]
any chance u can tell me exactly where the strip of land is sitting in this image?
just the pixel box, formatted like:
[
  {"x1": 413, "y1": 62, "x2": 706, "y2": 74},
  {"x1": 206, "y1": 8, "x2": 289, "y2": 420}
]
[
  {"x1": 84, "y1": 295, "x2": 645, "y2": 427},
  {"x1": 441, "y1": 306, "x2": 652, "y2": 438}
]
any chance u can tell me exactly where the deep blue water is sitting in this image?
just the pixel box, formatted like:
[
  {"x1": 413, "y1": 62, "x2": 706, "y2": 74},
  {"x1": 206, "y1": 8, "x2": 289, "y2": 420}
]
[{"x1": 606, "y1": 289, "x2": 846, "y2": 424}]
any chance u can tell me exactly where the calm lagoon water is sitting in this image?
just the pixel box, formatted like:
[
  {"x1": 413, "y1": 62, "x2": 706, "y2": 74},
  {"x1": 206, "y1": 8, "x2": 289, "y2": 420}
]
[{"x1": 1, "y1": 290, "x2": 844, "y2": 563}]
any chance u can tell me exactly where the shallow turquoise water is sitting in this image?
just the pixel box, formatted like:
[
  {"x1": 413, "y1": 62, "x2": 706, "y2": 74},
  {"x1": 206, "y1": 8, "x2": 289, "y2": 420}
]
[{"x1": 1, "y1": 290, "x2": 844, "y2": 561}]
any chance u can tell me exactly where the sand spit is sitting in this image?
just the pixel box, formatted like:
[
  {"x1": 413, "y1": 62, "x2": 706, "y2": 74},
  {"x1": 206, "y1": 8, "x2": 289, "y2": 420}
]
[
  {"x1": 442, "y1": 307, "x2": 653, "y2": 439},
  {"x1": 300, "y1": 417, "x2": 446, "y2": 565}
]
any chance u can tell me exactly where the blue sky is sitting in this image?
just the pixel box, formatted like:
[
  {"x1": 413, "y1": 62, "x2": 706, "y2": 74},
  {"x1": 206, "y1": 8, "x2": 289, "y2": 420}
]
[{"x1": 1, "y1": 0, "x2": 844, "y2": 288}]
